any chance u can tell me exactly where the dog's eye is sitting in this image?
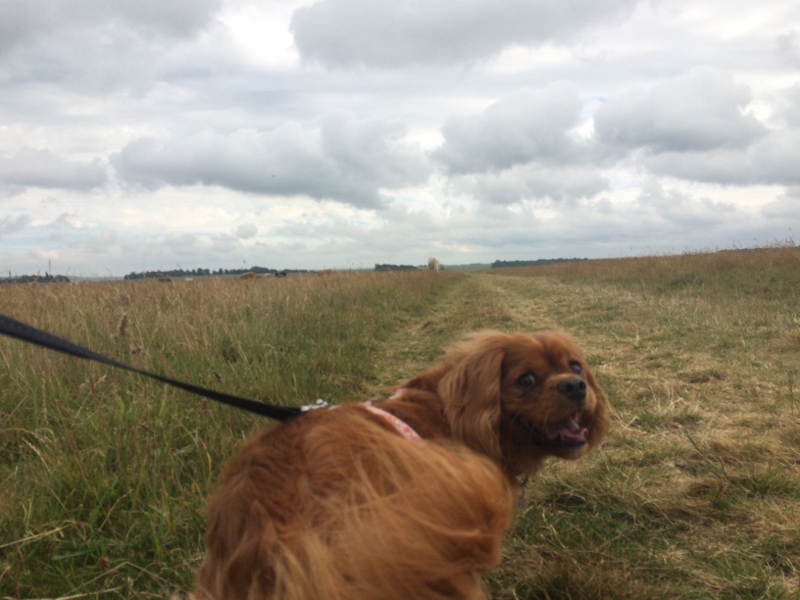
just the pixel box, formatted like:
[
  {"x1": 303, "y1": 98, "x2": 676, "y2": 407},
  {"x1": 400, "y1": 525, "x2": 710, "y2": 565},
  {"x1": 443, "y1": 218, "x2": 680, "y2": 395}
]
[
  {"x1": 517, "y1": 373, "x2": 537, "y2": 390},
  {"x1": 569, "y1": 361, "x2": 583, "y2": 375}
]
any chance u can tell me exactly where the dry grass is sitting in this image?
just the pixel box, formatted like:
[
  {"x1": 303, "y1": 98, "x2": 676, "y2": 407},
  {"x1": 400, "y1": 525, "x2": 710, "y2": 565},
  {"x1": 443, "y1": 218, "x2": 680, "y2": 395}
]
[
  {"x1": 483, "y1": 243, "x2": 800, "y2": 599},
  {"x1": 1, "y1": 244, "x2": 799, "y2": 599}
]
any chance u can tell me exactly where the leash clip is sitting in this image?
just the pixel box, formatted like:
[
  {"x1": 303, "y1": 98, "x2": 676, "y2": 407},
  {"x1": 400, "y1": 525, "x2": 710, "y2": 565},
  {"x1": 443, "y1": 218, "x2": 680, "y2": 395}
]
[{"x1": 300, "y1": 399, "x2": 330, "y2": 412}]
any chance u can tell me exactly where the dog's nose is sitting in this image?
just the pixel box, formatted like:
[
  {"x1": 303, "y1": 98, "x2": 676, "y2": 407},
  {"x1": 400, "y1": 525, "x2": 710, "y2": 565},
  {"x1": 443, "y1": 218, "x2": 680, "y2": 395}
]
[{"x1": 557, "y1": 377, "x2": 586, "y2": 404}]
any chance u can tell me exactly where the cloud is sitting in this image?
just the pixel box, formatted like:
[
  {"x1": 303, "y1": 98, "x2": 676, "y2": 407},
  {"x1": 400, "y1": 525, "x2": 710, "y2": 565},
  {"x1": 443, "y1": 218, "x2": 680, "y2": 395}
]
[
  {"x1": 85, "y1": 228, "x2": 118, "y2": 250},
  {"x1": 644, "y1": 129, "x2": 800, "y2": 186},
  {"x1": 0, "y1": 148, "x2": 107, "y2": 190},
  {"x1": 452, "y1": 164, "x2": 608, "y2": 205},
  {"x1": 290, "y1": 0, "x2": 639, "y2": 68},
  {"x1": 0, "y1": 0, "x2": 221, "y2": 56},
  {"x1": 434, "y1": 82, "x2": 586, "y2": 174},
  {"x1": 635, "y1": 180, "x2": 736, "y2": 229},
  {"x1": 0, "y1": 214, "x2": 31, "y2": 239},
  {"x1": 594, "y1": 68, "x2": 767, "y2": 153},
  {"x1": 111, "y1": 114, "x2": 432, "y2": 208},
  {"x1": 236, "y1": 223, "x2": 258, "y2": 239},
  {"x1": 0, "y1": 0, "x2": 223, "y2": 93},
  {"x1": 762, "y1": 187, "x2": 800, "y2": 219},
  {"x1": 776, "y1": 83, "x2": 800, "y2": 127},
  {"x1": 776, "y1": 31, "x2": 800, "y2": 69},
  {"x1": 165, "y1": 232, "x2": 197, "y2": 247}
]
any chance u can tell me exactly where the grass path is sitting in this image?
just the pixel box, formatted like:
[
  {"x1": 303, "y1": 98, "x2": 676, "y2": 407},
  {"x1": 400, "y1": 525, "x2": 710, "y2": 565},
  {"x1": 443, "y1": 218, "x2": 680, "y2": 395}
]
[
  {"x1": 369, "y1": 271, "x2": 611, "y2": 392},
  {"x1": 367, "y1": 272, "x2": 521, "y2": 393}
]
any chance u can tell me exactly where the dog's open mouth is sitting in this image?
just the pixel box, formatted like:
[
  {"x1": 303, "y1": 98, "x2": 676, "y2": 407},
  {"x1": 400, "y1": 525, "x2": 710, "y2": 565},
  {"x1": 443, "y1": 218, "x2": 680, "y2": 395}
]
[{"x1": 521, "y1": 413, "x2": 589, "y2": 449}]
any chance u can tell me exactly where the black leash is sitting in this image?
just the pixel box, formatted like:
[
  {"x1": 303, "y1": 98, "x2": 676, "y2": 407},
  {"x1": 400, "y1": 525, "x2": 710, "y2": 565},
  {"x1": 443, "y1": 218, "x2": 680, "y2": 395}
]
[{"x1": 0, "y1": 313, "x2": 304, "y2": 421}]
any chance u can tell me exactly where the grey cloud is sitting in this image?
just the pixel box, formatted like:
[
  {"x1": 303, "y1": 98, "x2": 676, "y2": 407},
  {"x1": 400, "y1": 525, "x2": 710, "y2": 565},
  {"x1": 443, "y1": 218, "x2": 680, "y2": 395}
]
[
  {"x1": 777, "y1": 31, "x2": 800, "y2": 69},
  {"x1": 49, "y1": 213, "x2": 79, "y2": 229},
  {"x1": 321, "y1": 113, "x2": 430, "y2": 189},
  {"x1": 208, "y1": 233, "x2": 240, "y2": 255},
  {"x1": 434, "y1": 82, "x2": 586, "y2": 174},
  {"x1": 0, "y1": 0, "x2": 222, "y2": 94},
  {"x1": 236, "y1": 223, "x2": 258, "y2": 239},
  {"x1": 636, "y1": 180, "x2": 736, "y2": 228},
  {"x1": 0, "y1": 183, "x2": 26, "y2": 198},
  {"x1": 165, "y1": 232, "x2": 197, "y2": 247},
  {"x1": 0, "y1": 213, "x2": 31, "y2": 239},
  {"x1": 644, "y1": 149, "x2": 752, "y2": 184},
  {"x1": 85, "y1": 229, "x2": 118, "y2": 250},
  {"x1": 0, "y1": 147, "x2": 107, "y2": 190},
  {"x1": 0, "y1": 0, "x2": 221, "y2": 56},
  {"x1": 46, "y1": 213, "x2": 79, "y2": 242},
  {"x1": 761, "y1": 187, "x2": 800, "y2": 220},
  {"x1": 644, "y1": 129, "x2": 800, "y2": 186},
  {"x1": 776, "y1": 83, "x2": 800, "y2": 127},
  {"x1": 454, "y1": 164, "x2": 608, "y2": 206},
  {"x1": 111, "y1": 115, "x2": 432, "y2": 209},
  {"x1": 594, "y1": 68, "x2": 767, "y2": 153},
  {"x1": 290, "y1": 0, "x2": 639, "y2": 68}
]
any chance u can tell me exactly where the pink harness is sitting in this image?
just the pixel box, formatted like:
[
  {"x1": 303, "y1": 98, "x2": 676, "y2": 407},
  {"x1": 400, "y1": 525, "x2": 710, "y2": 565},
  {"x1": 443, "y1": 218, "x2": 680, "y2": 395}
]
[{"x1": 361, "y1": 402, "x2": 421, "y2": 442}]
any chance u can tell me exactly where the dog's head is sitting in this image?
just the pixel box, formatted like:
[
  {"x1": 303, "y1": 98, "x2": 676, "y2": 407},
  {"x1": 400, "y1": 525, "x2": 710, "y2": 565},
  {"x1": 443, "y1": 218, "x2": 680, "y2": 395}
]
[{"x1": 409, "y1": 331, "x2": 609, "y2": 478}]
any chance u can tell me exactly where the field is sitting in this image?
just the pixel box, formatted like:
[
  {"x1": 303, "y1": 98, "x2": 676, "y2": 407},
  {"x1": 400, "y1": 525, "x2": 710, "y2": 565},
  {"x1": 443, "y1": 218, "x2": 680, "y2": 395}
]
[{"x1": 1, "y1": 245, "x2": 799, "y2": 599}]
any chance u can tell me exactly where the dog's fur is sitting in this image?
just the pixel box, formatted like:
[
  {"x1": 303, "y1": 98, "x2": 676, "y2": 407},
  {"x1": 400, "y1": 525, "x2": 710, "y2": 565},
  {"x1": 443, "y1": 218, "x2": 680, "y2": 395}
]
[{"x1": 194, "y1": 331, "x2": 609, "y2": 600}]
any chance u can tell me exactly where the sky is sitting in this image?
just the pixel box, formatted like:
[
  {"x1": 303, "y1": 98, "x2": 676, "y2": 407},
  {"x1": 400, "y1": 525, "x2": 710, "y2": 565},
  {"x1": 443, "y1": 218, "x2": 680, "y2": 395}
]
[{"x1": 0, "y1": 0, "x2": 798, "y2": 276}]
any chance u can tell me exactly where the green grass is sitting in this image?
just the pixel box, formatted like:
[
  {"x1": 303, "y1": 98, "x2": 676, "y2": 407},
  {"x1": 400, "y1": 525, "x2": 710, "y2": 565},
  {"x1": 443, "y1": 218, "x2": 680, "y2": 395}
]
[
  {"x1": 2, "y1": 243, "x2": 800, "y2": 599},
  {"x1": 0, "y1": 271, "x2": 454, "y2": 598}
]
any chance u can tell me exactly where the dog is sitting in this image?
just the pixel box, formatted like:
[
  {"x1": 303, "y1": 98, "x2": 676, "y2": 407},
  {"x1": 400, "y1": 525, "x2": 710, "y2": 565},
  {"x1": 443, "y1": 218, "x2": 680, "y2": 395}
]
[{"x1": 193, "y1": 331, "x2": 609, "y2": 600}]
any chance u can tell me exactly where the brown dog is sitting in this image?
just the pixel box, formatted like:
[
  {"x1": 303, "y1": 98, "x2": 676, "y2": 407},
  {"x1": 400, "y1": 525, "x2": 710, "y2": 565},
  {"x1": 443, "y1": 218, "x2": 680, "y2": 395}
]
[{"x1": 194, "y1": 331, "x2": 609, "y2": 600}]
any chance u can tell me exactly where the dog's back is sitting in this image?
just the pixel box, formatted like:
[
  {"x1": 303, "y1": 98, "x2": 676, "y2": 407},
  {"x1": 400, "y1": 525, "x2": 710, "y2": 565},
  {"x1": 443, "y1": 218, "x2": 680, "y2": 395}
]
[{"x1": 194, "y1": 405, "x2": 514, "y2": 600}]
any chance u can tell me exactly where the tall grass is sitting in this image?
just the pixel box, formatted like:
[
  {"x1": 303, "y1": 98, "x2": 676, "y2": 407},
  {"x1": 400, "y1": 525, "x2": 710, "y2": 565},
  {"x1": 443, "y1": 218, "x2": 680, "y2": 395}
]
[{"x1": 0, "y1": 271, "x2": 453, "y2": 598}]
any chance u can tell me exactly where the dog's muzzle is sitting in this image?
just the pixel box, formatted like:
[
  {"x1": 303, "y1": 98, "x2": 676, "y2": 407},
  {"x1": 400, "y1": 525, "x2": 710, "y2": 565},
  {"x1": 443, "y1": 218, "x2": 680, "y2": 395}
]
[{"x1": 522, "y1": 413, "x2": 589, "y2": 449}]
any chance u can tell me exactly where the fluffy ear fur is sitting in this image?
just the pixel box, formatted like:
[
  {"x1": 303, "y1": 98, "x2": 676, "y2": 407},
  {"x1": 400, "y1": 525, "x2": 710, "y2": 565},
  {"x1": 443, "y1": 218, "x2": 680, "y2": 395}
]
[
  {"x1": 581, "y1": 358, "x2": 610, "y2": 451},
  {"x1": 435, "y1": 333, "x2": 509, "y2": 465}
]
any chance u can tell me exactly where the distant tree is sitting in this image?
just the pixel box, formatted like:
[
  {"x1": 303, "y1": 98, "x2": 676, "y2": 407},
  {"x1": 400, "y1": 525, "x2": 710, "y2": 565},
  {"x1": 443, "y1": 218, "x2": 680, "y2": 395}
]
[
  {"x1": 491, "y1": 258, "x2": 587, "y2": 268},
  {"x1": 375, "y1": 264, "x2": 418, "y2": 272}
]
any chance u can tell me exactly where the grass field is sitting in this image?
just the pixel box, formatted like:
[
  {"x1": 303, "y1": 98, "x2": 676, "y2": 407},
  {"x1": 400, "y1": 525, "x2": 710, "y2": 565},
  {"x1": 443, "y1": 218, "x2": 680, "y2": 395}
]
[{"x1": 1, "y1": 245, "x2": 799, "y2": 599}]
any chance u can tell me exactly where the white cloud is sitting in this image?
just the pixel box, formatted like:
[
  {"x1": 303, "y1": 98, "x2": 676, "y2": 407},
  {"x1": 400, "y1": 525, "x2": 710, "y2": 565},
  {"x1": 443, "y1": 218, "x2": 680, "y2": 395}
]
[
  {"x1": 593, "y1": 68, "x2": 767, "y2": 153},
  {"x1": 434, "y1": 82, "x2": 586, "y2": 173},
  {"x1": 111, "y1": 115, "x2": 431, "y2": 208},
  {"x1": 0, "y1": 0, "x2": 223, "y2": 94},
  {"x1": 635, "y1": 180, "x2": 737, "y2": 228},
  {"x1": 775, "y1": 83, "x2": 800, "y2": 127},
  {"x1": 776, "y1": 31, "x2": 800, "y2": 69},
  {"x1": 451, "y1": 165, "x2": 608, "y2": 205},
  {"x1": 0, "y1": 214, "x2": 31, "y2": 239},
  {"x1": 290, "y1": 0, "x2": 639, "y2": 68},
  {"x1": 643, "y1": 129, "x2": 800, "y2": 186},
  {"x1": 762, "y1": 187, "x2": 800, "y2": 220},
  {"x1": 0, "y1": 148, "x2": 107, "y2": 190},
  {"x1": 236, "y1": 223, "x2": 258, "y2": 239},
  {"x1": 165, "y1": 232, "x2": 198, "y2": 247}
]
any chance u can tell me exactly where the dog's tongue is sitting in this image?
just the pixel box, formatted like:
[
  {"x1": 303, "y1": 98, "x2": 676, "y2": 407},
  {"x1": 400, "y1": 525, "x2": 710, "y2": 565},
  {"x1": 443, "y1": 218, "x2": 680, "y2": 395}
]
[{"x1": 543, "y1": 415, "x2": 588, "y2": 440}]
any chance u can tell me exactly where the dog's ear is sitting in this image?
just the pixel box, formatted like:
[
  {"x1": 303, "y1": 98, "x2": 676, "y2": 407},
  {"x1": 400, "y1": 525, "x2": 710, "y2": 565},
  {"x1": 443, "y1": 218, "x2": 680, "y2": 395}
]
[
  {"x1": 436, "y1": 333, "x2": 507, "y2": 464},
  {"x1": 584, "y1": 365, "x2": 611, "y2": 450}
]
